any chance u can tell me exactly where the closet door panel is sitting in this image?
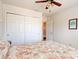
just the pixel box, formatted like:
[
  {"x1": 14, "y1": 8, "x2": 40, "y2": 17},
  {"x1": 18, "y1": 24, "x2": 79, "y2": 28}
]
[
  {"x1": 6, "y1": 13, "x2": 24, "y2": 45},
  {"x1": 24, "y1": 17, "x2": 42, "y2": 44}
]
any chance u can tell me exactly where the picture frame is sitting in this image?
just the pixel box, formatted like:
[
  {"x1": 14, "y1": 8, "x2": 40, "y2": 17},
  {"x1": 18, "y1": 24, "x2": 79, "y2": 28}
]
[{"x1": 69, "y1": 18, "x2": 77, "y2": 30}]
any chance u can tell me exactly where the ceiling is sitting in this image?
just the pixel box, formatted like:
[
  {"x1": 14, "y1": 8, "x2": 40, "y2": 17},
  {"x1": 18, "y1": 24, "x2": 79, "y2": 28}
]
[{"x1": 2, "y1": 0, "x2": 78, "y2": 15}]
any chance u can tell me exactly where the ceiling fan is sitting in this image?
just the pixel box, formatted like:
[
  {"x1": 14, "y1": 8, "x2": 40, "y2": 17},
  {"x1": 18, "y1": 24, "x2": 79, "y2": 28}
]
[{"x1": 35, "y1": 0, "x2": 62, "y2": 9}]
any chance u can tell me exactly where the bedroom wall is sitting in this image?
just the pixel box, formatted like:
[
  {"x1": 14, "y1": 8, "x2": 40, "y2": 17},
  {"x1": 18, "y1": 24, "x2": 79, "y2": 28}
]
[
  {"x1": 0, "y1": 0, "x2": 3, "y2": 38},
  {"x1": 3, "y1": 4, "x2": 42, "y2": 18},
  {"x1": 52, "y1": 4, "x2": 78, "y2": 49}
]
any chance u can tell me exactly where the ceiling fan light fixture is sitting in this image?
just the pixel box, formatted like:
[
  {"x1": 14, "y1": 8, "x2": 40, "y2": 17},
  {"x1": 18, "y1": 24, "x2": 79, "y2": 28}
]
[
  {"x1": 46, "y1": 2, "x2": 54, "y2": 9},
  {"x1": 35, "y1": 0, "x2": 62, "y2": 11},
  {"x1": 48, "y1": 0, "x2": 51, "y2": 3}
]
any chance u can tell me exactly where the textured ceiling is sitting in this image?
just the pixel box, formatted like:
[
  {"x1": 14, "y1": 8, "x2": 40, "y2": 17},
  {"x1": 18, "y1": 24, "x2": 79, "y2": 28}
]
[{"x1": 2, "y1": 0, "x2": 78, "y2": 15}]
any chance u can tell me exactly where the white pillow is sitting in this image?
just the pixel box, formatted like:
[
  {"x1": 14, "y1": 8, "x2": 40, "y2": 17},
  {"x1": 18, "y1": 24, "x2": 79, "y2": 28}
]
[{"x1": 0, "y1": 39, "x2": 10, "y2": 59}]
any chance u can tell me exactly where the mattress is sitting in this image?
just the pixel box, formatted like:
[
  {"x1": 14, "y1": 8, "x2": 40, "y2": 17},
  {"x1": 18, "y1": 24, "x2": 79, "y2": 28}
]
[{"x1": 7, "y1": 41, "x2": 78, "y2": 59}]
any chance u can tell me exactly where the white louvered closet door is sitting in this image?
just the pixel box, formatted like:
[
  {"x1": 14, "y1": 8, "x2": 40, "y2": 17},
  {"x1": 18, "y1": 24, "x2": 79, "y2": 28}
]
[
  {"x1": 6, "y1": 13, "x2": 25, "y2": 45},
  {"x1": 5, "y1": 13, "x2": 43, "y2": 45},
  {"x1": 24, "y1": 17, "x2": 43, "y2": 44}
]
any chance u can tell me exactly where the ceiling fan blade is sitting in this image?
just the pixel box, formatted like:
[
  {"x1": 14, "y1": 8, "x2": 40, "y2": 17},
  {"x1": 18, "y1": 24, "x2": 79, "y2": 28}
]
[
  {"x1": 52, "y1": 1, "x2": 62, "y2": 6},
  {"x1": 35, "y1": 0, "x2": 47, "y2": 3}
]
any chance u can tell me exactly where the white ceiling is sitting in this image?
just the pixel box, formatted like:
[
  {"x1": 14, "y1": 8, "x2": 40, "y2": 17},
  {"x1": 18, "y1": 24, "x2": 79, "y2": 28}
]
[{"x1": 2, "y1": 0, "x2": 78, "y2": 15}]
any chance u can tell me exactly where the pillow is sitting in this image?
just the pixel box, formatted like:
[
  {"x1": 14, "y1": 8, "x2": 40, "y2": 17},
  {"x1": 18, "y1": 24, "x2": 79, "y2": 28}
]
[{"x1": 0, "y1": 39, "x2": 10, "y2": 59}]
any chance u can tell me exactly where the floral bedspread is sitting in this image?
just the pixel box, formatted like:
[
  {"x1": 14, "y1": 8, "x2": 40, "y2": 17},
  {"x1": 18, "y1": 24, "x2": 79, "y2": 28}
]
[{"x1": 7, "y1": 41, "x2": 78, "y2": 59}]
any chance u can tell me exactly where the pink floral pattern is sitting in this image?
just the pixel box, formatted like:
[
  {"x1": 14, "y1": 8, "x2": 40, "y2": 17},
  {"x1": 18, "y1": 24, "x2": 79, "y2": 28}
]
[{"x1": 6, "y1": 41, "x2": 78, "y2": 59}]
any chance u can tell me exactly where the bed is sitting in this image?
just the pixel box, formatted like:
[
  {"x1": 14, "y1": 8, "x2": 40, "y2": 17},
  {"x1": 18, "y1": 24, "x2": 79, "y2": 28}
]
[{"x1": 0, "y1": 39, "x2": 78, "y2": 59}]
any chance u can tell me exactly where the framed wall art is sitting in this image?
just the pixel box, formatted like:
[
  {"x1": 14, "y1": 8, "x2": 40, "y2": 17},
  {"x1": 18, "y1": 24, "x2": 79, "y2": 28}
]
[{"x1": 69, "y1": 18, "x2": 77, "y2": 30}]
